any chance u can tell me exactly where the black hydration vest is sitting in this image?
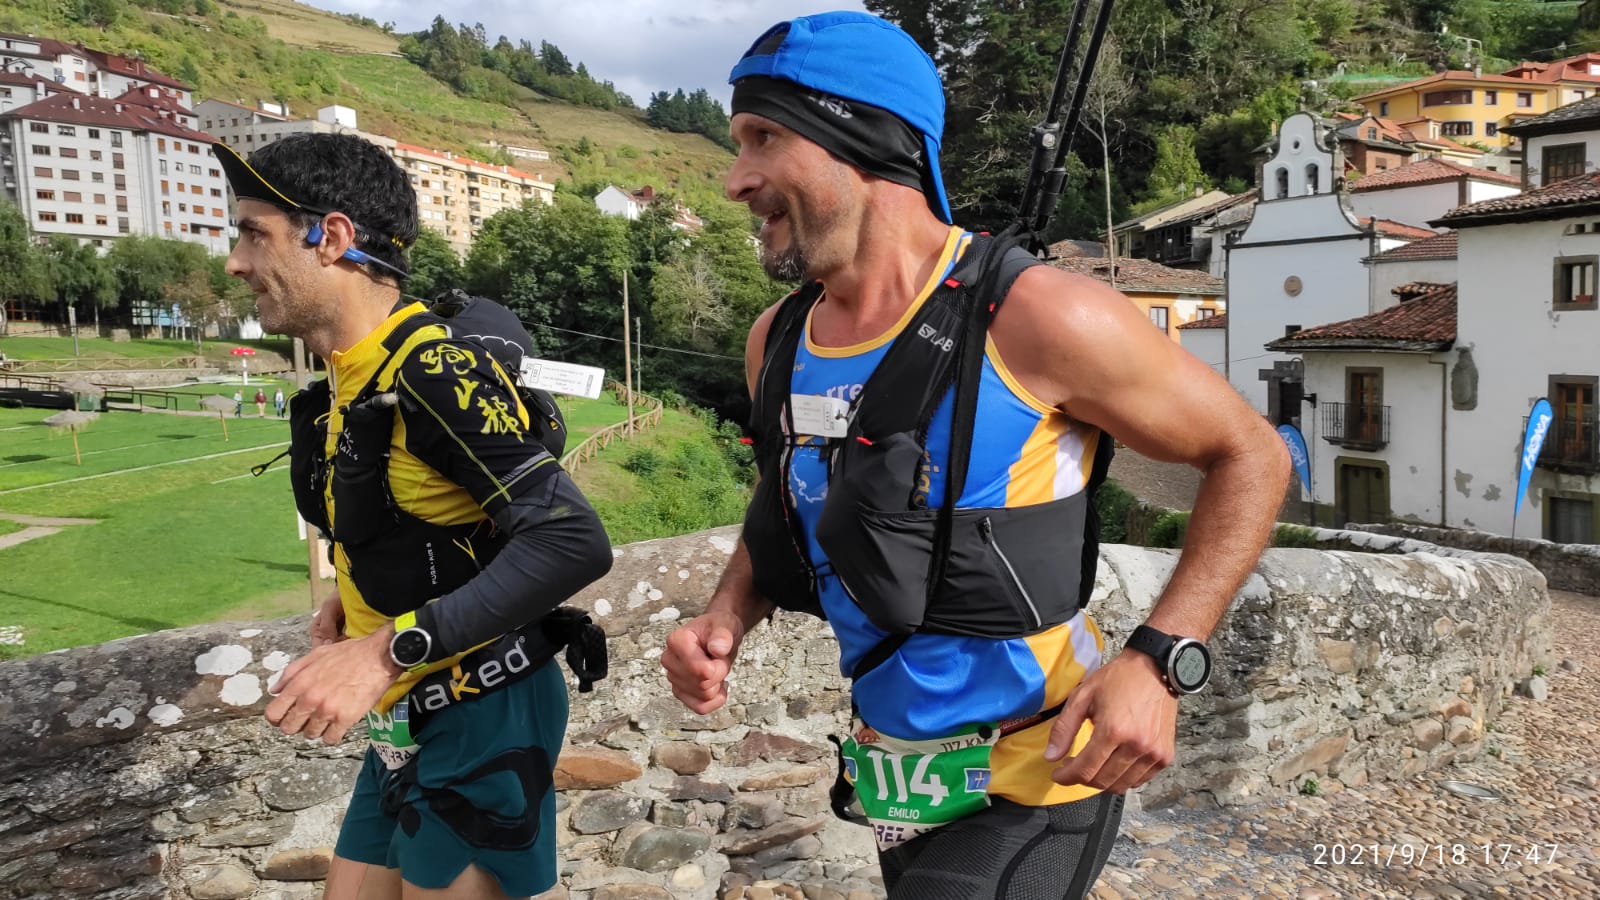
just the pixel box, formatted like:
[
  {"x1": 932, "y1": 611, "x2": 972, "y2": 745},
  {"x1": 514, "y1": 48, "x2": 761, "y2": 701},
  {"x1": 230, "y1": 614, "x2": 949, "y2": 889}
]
[
  {"x1": 742, "y1": 234, "x2": 1115, "y2": 676},
  {"x1": 284, "y1": 307, "x2": 568, "y2": 618}
]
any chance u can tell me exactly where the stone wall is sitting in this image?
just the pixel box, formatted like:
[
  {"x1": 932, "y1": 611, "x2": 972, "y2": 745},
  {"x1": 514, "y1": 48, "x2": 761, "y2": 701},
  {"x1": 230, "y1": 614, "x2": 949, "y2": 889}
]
[
  {"x1": 1341, "y1": 522, "x2": 1600, "y2": 596},
  {"x1": 0, "y1": 527, "x2": 1552, "y2": 899}
]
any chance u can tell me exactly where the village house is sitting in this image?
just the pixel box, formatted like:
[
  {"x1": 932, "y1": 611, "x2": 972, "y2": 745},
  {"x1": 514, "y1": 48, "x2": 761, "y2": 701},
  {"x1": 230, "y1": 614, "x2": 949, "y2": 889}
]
[
  {"x1": 1048, "y1": 255, "x2": 1224, "y2": 341},
  {"x1": 1502, "y1": 93, "x2": 1600, "y2": 191},
  {"x1": 1353, "y1": 70, "x2": 1556, "y2": 150},
  {"x1": 594, "y1": 184, "x2": 703, "y2": 232}
]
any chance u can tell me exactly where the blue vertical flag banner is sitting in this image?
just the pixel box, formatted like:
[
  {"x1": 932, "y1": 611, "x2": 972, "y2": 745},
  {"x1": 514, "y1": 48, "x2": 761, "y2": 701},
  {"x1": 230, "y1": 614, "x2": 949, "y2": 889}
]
[
  {"x1": 1515, "y1": 398, "x2": 1554, "y2": 524},
  {"x1": 1277, "y1": 424, "x2": 1312, "y2": 501}
]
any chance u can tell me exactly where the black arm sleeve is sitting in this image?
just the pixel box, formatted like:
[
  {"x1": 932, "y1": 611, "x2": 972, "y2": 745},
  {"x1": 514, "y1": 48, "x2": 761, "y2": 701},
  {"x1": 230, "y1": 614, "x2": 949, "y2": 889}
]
[
  {"x1": 414, "y1": 471, "x2": 613, "y2": 658},
  {"x1": 391, "y1": 338, "x2": 613, "y2": 657}
]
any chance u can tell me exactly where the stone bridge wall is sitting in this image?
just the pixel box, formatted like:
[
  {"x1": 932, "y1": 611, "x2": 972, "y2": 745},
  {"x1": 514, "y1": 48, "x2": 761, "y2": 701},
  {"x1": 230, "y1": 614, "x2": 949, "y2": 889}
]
[
  {"x1": 0, "y1": 527, "x2": 1553, "y2": 900},
  {"x1": 1340, "y1": 522, "x2": 1600, "y2": 596}
]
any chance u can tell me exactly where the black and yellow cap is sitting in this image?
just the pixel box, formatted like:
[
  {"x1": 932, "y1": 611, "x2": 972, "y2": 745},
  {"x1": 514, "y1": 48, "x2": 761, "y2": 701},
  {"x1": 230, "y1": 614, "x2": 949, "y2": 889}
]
[{"x1": 213, "y1": 141, "x2": 410, "y2": 250}]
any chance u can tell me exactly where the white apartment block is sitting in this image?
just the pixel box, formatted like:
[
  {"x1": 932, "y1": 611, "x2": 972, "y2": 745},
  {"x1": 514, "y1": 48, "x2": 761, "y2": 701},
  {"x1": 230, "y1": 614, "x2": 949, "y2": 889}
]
[
  {"x1": 394, "y1": 142, "x2": 552, "y2": 254},
  {"x1": 196, "y1": 98, "x2": 351, "y2": 155},
  {"x1": 0, "y1": 34, "x2": 193, "y2": 107},
  {"x1": 0, "y1": 92, "x2": 228, "y2": 253}
]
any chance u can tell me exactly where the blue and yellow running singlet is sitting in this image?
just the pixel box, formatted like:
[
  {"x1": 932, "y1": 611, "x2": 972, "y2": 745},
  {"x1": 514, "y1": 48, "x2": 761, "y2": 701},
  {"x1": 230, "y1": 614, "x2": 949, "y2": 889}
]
[{"x1": 786, "y1": 226, "x2": 1106, "y2": 806}]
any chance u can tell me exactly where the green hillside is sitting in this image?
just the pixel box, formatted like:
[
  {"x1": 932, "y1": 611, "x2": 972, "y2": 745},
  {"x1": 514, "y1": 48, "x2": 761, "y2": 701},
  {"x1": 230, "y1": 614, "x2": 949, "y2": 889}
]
[{"x1": 0, "y1": 0, "x2": 735, "y2": 203}]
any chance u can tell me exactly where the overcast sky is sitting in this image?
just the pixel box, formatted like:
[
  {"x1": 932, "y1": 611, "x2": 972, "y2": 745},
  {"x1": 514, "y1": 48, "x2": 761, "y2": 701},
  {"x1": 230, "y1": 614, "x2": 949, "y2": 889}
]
[{"x1": 316, "y1": 0, "x2": 869, "y2": 108}]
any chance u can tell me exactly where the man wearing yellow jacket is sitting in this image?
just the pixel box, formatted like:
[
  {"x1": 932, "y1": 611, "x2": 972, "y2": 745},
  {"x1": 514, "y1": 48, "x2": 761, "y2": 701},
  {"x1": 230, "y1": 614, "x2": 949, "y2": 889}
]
[{"x1": 220, "y1": 132, "x2": 612, "y2": 900}]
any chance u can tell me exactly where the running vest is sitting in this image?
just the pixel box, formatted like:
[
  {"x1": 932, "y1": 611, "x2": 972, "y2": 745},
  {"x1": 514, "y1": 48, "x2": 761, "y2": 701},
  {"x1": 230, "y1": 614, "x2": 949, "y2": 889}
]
[{"x1": 743, "y1": 232, "x2": 1115, "y2": 676}]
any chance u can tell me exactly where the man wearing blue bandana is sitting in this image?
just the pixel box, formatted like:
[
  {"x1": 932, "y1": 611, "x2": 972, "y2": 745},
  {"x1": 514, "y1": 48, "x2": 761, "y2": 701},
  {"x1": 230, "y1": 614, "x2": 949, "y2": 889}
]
[{"x1": 662, "y1": 11, "x2": 1289, "y2": 899}]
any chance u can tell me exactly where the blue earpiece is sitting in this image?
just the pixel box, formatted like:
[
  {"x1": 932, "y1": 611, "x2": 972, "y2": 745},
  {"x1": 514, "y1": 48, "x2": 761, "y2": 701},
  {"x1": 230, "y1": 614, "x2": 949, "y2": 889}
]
[{"x1": 306, "y1": 222, "x2": 408, "y2": 280}]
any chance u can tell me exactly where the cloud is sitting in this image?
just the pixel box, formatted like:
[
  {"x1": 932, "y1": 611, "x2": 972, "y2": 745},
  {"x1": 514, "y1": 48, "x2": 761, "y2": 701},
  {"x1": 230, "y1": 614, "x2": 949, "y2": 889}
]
[{"x1": 314, "y1": 0, "x2": 868, "y2": 107}]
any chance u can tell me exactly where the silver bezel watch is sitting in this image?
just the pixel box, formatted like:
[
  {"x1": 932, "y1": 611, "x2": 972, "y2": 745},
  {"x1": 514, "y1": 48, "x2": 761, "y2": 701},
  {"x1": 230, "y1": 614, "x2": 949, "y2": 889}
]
[{"x1": 1126, "y1": 624, "x2": 1212, "y2": 695}]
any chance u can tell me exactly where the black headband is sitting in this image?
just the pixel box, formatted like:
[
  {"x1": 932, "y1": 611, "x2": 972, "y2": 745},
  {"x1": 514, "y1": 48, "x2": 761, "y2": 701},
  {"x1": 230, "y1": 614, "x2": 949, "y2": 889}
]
[{"x1": 731, "y1": 76, "x2": 926, "y2": 195}]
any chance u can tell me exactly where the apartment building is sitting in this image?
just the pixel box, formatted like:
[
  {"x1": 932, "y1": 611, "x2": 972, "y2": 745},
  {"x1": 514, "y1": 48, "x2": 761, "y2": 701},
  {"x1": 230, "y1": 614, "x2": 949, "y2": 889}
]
[
  {"x1": 0, "y1": 34, "x2": 192, "y2": 107},
  {"x1": 0, "y1": 92, "x2": 227, "y2": 253},
  {"x1": 195, "y1": 98, "x2": 355, "y2": 155},
  {"x1": 1354, "y1": 71, "x2": 1556, "y2": 149},
  {"x1": 394, "y1": 143, "x2": 552, "y2": 254}
]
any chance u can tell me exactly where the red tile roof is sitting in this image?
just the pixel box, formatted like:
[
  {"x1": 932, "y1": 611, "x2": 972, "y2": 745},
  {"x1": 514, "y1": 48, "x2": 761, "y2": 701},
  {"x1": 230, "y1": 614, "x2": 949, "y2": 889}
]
[
  {"x1": 78, "y1": 48, "x2": 190, "y2": 92},
  {"x1": 0, "y1": 91, "x2": 214, "y2": 142},
  {"x1": 1360, "y1": 218, "x2": 1438, "y2": 240},
  {"x1": 1433, "y1": 171, "x2": 1600, "y2": 227},
  {"x1": 1177, "y1": 312, "x2": 1227, "y2": 330},
  {"x1": 1393, "y1": 281, "x2": 1452, "y2": 300},
  {"x1": 1366, "y1": 231, "x2": 1458, "y2": 262},
  {"x1": 1349, "y1": 157, "x2": 1520, "y2": 193},
  {"x1": 1267, "y1": 285, "x2": 1456, "y2": 351},
  {"x1": 1355, "y1": 70, "x2": 1558, "y2": 101},
  {"x1": 1049, "y1": 257, "x2": 1225, "y2": 295},
  {"x1": 0, "y1": 33, "x2": 79, "y2": 60},
  {"x1": 1503, "y1": 53, "x2": 1600, "y2": 85},
  {"x1": 0, "y1": 71, "x2": 56, "y2": 91},
  {"x1": 114, "y1": 84, "x2": 194, "y2": 121}
]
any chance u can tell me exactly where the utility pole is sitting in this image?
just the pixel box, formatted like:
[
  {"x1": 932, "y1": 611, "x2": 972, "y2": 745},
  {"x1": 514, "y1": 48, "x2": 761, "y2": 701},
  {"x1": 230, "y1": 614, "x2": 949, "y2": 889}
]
[
  {"x1": 622, "y1": 271, "x2": 634, "y2": 435},
  {"x1": 292, "y1": 336, "x2": 306, "y2": 390},
  {"x1": 635, "y1": 315, "x2": 643, "y2": 399}
]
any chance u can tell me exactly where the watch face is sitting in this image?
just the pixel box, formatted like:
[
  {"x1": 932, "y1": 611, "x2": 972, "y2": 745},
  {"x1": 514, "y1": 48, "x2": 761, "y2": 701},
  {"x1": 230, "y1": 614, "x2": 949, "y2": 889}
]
[
  {"x1": 1172, "y1": 644, "x2": 1210, "y2": 691},
  {"x1": 392, "y1": 629, "x2": 430, "y2": 667}
]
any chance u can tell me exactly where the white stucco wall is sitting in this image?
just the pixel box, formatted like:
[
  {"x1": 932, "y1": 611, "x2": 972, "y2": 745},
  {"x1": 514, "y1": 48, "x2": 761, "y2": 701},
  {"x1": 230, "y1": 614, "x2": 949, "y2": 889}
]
[
  {"x1": 1526, "y1": 131, "x2": 1599, "y2": 188},
  {"x1": 594, "y1": 186, "x2": 641, "y2": 220},
  {"x1": 1226, "y1": 198, "x2": 1377, "y2": 413},
  {"x1": 1348, "y1": 182, "x2": 1460, "y2": 228},
  {"x1": 1300, "y1": 352, "x2": 1449, "y2": 525},
  {"x1": 1448, "y1": 219, "x2": 1600, "y2": 536},
  {"x1": 1178, "y1": 328, "x2": 1225, "y2": 375},
  {"x1": 1465, "y1": 181, "x2": 1521, "y2": 204},
  {"x1": 1370, "y1": 257, "x2": 1459, "y2": 309}
]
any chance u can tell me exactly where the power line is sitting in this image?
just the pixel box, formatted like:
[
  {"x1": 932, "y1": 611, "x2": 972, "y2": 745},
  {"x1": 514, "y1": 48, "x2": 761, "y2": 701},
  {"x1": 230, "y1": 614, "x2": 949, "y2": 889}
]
[{"x1": 523, "y1": 321, "x2": 742, "y2": 362}]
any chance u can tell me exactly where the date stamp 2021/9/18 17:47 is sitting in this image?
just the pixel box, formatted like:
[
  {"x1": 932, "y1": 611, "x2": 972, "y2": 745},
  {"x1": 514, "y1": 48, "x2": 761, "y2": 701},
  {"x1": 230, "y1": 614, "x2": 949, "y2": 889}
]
[{"x1": 1311, "y1": 842, "x2": 1561, "y2": 868}]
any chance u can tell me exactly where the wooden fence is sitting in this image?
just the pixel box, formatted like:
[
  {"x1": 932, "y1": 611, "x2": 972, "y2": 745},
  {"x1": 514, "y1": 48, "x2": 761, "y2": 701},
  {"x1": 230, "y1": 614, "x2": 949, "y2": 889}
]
[
  {"x1": 560, "y1": 381, "x2": 665, "y2": 474},
  {"x1": 4, "y1": 356, "x2": 203, "y2": 374}
]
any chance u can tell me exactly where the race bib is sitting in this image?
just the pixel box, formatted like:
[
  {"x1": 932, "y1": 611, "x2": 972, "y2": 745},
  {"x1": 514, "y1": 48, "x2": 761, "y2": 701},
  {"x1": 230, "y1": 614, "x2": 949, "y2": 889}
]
[
  {"x1": 366, "y1": 698, "x2": 419, "y2": 770},
  {"x1": 837, "y1": 718, "x2": 999, "y2": 850},
  {"x1": 789, "y1": 394, "x2": 851, "y2": 439}
]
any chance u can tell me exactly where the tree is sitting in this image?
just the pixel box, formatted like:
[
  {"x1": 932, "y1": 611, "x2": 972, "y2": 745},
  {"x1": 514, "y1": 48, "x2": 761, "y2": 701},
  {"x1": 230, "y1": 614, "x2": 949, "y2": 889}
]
[
  {"x1": 0, "y1": 201, "x2": 50, "y2": 334},
  {"x1": 42, "y1": 236, "x2": 116, "y2": 330},
  {"x1": 650, "y1": 250, "x2": 729, "y2": 349},
  {"x1": 407, "y1": 228, "x2": 464, "y2": 301},
  {"x1": 1082, "y1": 36, "x2": 1134, "y2": 256},
  {"x1": 164, "y1": 267, "x2": 221, "y2": 349},
  {"x1": 1137, "y1": 125, "x2": 1209, "y2": 213}
]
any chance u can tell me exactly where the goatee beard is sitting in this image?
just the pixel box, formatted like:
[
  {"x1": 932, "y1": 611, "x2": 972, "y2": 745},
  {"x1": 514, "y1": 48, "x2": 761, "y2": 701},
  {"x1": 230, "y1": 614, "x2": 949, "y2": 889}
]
[{"x1": 762, "y1": 246, "x2": 807, "y2": 282}]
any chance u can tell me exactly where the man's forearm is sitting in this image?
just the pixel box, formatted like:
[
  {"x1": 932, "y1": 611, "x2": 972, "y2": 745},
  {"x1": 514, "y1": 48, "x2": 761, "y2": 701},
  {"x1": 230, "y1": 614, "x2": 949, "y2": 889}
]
[
  {"x1": 707, "y1": 540, "x2": 776, "y2": 633},
  {"x1": 1144, "y1": 434, "x2": 1288, "y2": 641}
]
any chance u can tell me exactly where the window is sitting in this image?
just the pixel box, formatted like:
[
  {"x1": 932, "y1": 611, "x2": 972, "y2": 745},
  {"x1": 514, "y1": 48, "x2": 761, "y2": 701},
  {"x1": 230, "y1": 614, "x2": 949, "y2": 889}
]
[
  {"x1": 1486, "y1": 123, "x2": 1499, "y2": 137},
  {"x1": 87, "y1": 128, "x2": 98, "y2": 139},
  {"x1": 161, "y1": 180, "x2": 169, "y2": 195},
  {"x1": 95, "y1": 215, "x2": 107, "y2": 226},
  {"x1": 159, "y1": 159, "x2": 167, "y2": 175},
  {"x1": 89, "y1": 150, "x2": 101, "y2": 161},
  {"x1": 1274, "y1": 167, "x2": 1289, "y2": 199},
  {"x1": 1556, "y1": 256, "x2": 1597, "y2": 310},
  {"x1": 37, "y1": 211, "x2": 56, "y2": 222},
  {"x1": 1549, "y1": 378, "x2": 1597, "y2": 471},
  {"x1": 112, "y1": 152, "x2": 123, "y2": 169},
  {"x1": 212, "y1": 207, "x2": 223, "y2": 217},
  {"x1": 245, "y1": 134, "x2": 253, "y2": 143},
  {"x1": 1197, "y1": 308, "x2": 1217, "y2": 320},
  {"x1": 1375, "y1": 159, "x2": 1389, "y2": 171},
  {"x1": 1441, "y1": 121, "x2": 1473, "y2": 137},
  {"x1": 190, "y1": 164, "x2": 201, "y2": 175},
  {"x1": 1379, "y1": 101, "x2": 1389, "y2": 116},
  {"x1": 65, "y1": 213, "x2": 82, "y2": 224},
  {"x1": 1516, "y1": 92, "x2": 1533, "y2": 108},
  {"x1": 1484, "y1": 90, "x2": 1498, "y2": 104},
  {"x1": 63, "y1": 191, "x2": 81, "y2": 202},
  {"x1": 115, "y1": 196, "x2": 128, "y2": 212},
  {"x1": 189, "y1": 144, "x2": 199, "y2": 154},
  {"x1": 34, "y1": 166, "x2": 51, "y2": 178},
  {"x1": 62, "y1": 170, "x2": 79, "y2": 181},
  {"x1": 208, "y1": 168, "x2": 219, "y2": 178},
  {"x1": 29, "y1": 122, "x2": 47, "y2": 133},
  {"x1": 93, "y1": 194, "x2": 104, "y2": 204},
  {"x1": 1423, "y1": 90, "x2": 1473, "y2": 107},
  {"x1": 1542, "y1": 143, "x2": 1587, "y2": 186},
  {"x1": 114, "y1": 174, "x2": 126, "y2": 190},
  {"x1": 34, "y1": 189, "x2": 54, "y2": 200},
  {"x1": 1149, "y1": 306, "x2": 1170, "y2": 332},
  {"x1": 91, "y1": 172, "x2": 103, "y2": 183},
  {"x1": 161, "y1": 201, "x2": 171, "y2": 216},
  {"x1": 157, "y1": 138, "x2": 166, "y2": 152},
  {"x1": 1548, "y1": 497, "x2": 1596, "y2": 544},
  {"x1": 118, "y1": 217, "x2": 130, "y2": 233},
  {"x1": 211, "y1": 188, "x2": 222, "y2": 198},
  {"x1": 1366, "y1": 127, "x2": 1377, "y2": 139},
  {"x1": 109, "y1": 132, "x2": 122, "y2": 148},
  {"x1": 31, "y1": 144, "x2": 50, "y2": 156},
  {"x1": 56, "y1": 125, "x2": 74, "y2": 136},
  {"x1": 58, "y1": 147, "x2": 77, "y2": 158}
]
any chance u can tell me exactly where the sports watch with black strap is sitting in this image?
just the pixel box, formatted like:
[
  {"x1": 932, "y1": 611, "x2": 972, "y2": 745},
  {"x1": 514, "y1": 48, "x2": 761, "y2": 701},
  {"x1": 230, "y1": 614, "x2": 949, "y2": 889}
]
[
  {"x1": 1124, "y1": 624, "x2": 1212, "y2": 696},
  {"x1": 389, "y1": 610, "x2": 437, "y2": 672}
]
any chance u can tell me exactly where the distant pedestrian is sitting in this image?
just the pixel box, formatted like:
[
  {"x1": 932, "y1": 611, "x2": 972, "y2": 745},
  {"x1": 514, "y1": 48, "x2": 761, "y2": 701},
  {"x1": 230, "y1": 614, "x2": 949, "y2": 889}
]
[
  {"x1": 233, "y1": 390, "x2": 243, "y2": 418},
  {"x1": 255, "y1": 388, "x2": 267, "y2": 417},
  {"x1": 274, "y1": 387, "x2": 286, "y2": 418}
]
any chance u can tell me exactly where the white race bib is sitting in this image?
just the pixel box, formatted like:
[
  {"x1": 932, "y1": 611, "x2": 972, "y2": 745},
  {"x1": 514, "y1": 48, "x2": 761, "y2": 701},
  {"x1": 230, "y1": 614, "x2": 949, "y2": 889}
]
[{"x1": 790, "y1": 394, "x2": 851, "y2": 439}]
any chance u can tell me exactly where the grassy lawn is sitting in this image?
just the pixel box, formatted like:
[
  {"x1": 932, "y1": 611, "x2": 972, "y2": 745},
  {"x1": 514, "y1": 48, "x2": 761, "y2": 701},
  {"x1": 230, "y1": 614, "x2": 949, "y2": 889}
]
[
  {"x1": 219, "y1": 0, "x2": 401, "y2": 54},
  {"x1": 1, "y1": 336, "x2": 206, "y2": 361},
  {"x1": 0, "y1": 393, "x2": 633, "y2": 657},
  {"x1": 0, "y1": 519, "x2": 23, "y2": 539}
]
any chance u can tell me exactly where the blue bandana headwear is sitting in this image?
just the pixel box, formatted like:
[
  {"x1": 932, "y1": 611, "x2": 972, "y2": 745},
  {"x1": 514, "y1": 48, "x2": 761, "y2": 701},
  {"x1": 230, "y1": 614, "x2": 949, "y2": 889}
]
[{"x1": 729, "y1": 11, "x2": 952, "y2": 224}]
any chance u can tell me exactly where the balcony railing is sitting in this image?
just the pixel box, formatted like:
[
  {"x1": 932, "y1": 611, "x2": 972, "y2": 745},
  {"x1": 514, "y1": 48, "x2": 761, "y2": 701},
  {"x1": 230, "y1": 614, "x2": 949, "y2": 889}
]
[
  {"x1": 1322, "y1": 402, "x2": 1390, "y2": 450},
  {"x1": 1529, "y1": 414, "x2": 1599, "y2": 474}
]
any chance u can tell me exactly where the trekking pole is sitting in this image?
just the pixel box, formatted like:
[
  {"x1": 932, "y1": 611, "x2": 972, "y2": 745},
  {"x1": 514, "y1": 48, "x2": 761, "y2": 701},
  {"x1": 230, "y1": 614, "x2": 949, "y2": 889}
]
[{"x1": 1013, "y1": 0, "x2": 1118, "y2": 256}]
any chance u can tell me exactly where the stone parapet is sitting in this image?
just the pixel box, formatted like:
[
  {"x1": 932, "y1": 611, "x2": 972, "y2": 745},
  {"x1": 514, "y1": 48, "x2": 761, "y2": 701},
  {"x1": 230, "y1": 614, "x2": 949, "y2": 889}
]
[
  {"x1": 0, "y1": 527, "x2": 1552, "y2": 898},
  {"x1": 1342, "y1": 522, "x2": 1600, "y2": 596}
]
